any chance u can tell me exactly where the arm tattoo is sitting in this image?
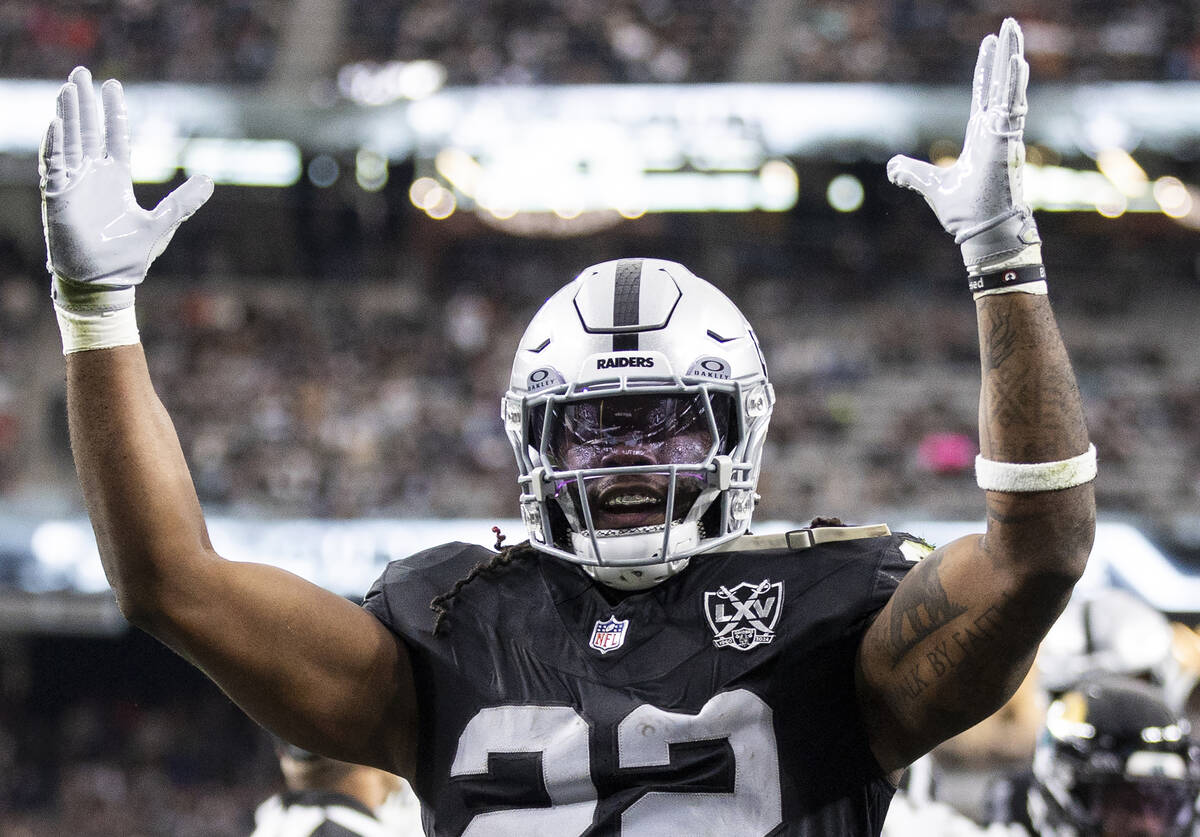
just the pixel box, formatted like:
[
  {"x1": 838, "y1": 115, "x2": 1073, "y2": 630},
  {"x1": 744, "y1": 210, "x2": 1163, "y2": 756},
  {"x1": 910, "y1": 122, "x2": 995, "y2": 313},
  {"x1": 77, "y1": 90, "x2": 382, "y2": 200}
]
[
  {"x1": 886, "y1": 553, "x2": 967, "y2": 665},
  {"x1": 983, "y1": 308, "x2": 1019, "y2": 371}
]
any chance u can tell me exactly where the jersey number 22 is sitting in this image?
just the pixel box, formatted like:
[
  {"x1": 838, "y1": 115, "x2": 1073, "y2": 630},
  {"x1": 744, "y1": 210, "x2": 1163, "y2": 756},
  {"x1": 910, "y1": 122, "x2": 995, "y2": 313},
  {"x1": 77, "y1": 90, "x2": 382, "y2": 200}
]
[{"x1": 450, "y1": 688, "x2": 783, "y2": 835}]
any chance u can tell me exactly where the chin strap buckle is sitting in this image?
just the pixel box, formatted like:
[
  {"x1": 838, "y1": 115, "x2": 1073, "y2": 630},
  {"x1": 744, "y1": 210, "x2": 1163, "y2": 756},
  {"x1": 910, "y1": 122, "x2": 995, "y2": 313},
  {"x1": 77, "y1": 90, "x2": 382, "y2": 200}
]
[
  {"x1": 531, "y1": 467, "x2": 552, "y2": 501},
  {"x1": 709, "y1": 455, "x2": 732, "y2": 490}
]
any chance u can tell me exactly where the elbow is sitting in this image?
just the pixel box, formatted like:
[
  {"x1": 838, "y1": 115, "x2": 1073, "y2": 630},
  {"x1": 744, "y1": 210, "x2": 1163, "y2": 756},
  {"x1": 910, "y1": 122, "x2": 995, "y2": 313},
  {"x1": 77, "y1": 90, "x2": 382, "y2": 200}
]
[
  {"x1": 103, "y1": 542, "x2": 216, "y2": 634},
  {"x1": 108, "y1": 569, "x2": 169, "y2": 631},
  {"x1": 111, "y1": 586, "x2": 154, "y2": 629},
  {"x1": 986, "y1": 483, "x2": 1096, "y2": 586}
]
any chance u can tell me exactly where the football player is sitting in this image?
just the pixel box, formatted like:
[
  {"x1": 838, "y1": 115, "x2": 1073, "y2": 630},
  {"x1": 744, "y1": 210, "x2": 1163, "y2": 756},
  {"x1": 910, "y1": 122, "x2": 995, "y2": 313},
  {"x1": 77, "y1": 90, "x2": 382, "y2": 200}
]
[
  {"x1": 40, "y1": 18, "x2": 1094, "y2": 836},
  {"x1": 883, "y1": 676, "x2": 1200, "y2": 837},
  {"x1": 989, "y1": 675, "x2": 1200, "y2": 837},
  {"x1": 251, "y1": 740, "x2": 418, "y2": 837}
]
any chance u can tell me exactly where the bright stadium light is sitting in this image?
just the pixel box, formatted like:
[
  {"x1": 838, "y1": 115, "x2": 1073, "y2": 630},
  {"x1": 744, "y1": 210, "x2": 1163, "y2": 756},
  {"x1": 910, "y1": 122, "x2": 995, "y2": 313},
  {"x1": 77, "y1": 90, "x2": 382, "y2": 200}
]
[
  {"x1": 307, "y1": 154, "x2": 340, "y2": 188},
  {"x1": 409, "y1": 176, "x2": 440, "y2": 208},
  {"x1": 1096, "y1": 147, "x2": 1148, "y2": 197},
  {"x1": 338, "y1": 59, "x2": 447, "y2": 105},
  {"x1": 826, "y1": 173, "x2": 864, "y2": 212},
  {"x1": 355, "y1": 149, "x2": 389, "y2": 191},
  {"x1": 1153, "y1": 176, "x2": 1193, "y2": 218},
  {"x1": 182, "y1": 138, "x2": 302, "y2": 187}
]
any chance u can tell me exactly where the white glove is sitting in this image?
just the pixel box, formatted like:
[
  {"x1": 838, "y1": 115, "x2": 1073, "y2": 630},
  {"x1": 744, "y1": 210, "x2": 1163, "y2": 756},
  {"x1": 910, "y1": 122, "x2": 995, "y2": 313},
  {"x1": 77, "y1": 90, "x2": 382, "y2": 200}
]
[
  {"x1": 40, "y1": 66, "x2": 212, "y2": 352},
  {"x1": 887, "y1": 18, "x2": 1041, "y2": 273}
]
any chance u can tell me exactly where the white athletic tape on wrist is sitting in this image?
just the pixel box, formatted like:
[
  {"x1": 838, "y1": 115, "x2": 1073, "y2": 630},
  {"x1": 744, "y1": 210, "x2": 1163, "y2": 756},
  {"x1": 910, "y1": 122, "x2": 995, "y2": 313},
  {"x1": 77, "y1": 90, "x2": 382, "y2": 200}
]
[
  {"x1": 969, "y1": 244, "x2": 1043, "y2": 275},
  {"x1": 973, "y1": 280, "x2": 1048, "y2": 299},
  {"x1": 55, "y1": 304, "x2": 140, "y2": 354},
  {"x1": 975, "y1": 444, "x2": 1097, "y2": 492}
]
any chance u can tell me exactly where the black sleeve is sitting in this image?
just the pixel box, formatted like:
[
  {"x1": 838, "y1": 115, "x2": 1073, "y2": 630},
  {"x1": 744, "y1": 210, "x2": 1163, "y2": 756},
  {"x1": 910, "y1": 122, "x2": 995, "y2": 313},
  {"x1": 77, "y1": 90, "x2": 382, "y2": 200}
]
[
  {"x1": 362, "y1": 542, "x2": 494, "y2": 640},
  {"x1": 847, "y1": 533, "x2": 923, "y2": 640}
]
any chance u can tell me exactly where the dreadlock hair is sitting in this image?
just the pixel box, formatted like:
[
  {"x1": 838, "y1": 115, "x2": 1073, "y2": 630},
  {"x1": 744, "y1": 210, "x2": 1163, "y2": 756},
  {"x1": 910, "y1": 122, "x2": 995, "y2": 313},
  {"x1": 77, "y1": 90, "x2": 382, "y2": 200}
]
[
  {"x1": 430, "y1": 540, "x2": 538, "y2": 635},
  {"x1": 808, "y1": 516, "x2": 845, "y2": 528}
]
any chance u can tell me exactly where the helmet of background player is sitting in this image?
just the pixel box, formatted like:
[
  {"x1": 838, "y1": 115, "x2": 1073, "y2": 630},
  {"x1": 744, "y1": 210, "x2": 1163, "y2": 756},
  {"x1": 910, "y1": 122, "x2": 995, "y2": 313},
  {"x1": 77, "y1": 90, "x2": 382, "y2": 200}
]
[
  {"x1": 1036, "y1": 588, "x2": 1175, "y2": 696},
  {"x1": 502, "y1": 258, "x2": 774, "y2": 590},
  {"x1": 1029, "y1": 675, "x2": 1200, "y2": 837}
]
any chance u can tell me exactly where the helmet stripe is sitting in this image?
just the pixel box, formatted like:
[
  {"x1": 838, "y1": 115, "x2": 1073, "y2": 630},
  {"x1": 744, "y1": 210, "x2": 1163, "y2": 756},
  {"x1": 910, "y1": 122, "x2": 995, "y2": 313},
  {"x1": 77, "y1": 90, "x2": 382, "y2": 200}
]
[{"x1": 612, "y1": 258, "x2": 642, "y2": 351}]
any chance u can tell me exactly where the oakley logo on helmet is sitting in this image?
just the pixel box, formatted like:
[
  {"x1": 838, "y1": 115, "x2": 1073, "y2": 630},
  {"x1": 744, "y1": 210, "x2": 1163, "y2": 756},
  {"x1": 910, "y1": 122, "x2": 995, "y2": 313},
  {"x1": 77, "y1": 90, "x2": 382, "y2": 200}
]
[
  {"x1": 687, "y1": 356, "x2": 731, "y2": 380},
  {"x1": 526, "y1": 367, "x2": 565, "y2": 392},
  {"x1": 596, "y1": 356, "x2": 656, "y2": 370}
]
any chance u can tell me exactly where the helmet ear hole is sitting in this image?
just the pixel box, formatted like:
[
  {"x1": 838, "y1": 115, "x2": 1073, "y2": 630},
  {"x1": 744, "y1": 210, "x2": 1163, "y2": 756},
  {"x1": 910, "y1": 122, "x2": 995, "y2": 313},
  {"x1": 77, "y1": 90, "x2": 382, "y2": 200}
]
[
  {"x1": 710, "y1": 391, "x2": 739, "y2": 453},
  {"x1": 545, "y1": 498, "x2": 573, "y2": 550},
  {"x1": 699, "y1": 496, "x2": 723, "y2": 540}
]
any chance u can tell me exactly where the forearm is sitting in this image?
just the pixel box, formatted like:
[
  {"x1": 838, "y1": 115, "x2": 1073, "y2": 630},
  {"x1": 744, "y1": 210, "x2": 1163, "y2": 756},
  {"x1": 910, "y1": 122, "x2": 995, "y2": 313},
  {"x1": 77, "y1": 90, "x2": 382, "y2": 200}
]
[
  {"x1": 67, "y1": 344, "x2": 214, "y2": 619},
  {"x1": 975, "y1": 291, "x2": 1094, "y2": 581}
]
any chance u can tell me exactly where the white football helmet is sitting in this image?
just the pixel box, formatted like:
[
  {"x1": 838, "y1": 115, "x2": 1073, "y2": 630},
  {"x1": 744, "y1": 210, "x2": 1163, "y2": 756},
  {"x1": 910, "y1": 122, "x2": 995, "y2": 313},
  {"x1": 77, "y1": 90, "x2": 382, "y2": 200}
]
[{"x1": 502, "y1": 258, "x2": 774, "y2": 590}]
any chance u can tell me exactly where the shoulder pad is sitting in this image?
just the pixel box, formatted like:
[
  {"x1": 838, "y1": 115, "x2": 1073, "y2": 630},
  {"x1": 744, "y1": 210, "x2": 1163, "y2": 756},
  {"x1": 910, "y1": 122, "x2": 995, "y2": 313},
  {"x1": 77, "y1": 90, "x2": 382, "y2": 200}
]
[{"x1": 724, "y1": 523, "x2": 892, "y2": 552}]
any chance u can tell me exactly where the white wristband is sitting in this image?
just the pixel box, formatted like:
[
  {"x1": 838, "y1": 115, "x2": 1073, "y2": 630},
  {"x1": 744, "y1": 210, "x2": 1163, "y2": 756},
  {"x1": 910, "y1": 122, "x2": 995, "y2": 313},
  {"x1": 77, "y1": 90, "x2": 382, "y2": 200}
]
[
  {"x1": 976, "y1": 444, "x2": 1097, "y2": 492},
  {"x1": 54, "y1": 304, "x2": 140, "y2": 355}
]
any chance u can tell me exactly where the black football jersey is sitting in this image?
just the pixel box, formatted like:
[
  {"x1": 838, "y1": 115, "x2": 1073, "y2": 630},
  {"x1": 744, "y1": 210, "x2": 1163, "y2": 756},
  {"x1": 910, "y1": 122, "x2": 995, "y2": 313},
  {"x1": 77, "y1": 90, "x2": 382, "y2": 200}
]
[{"x1": 363, "y1": 529, "x2": 921, "y2": 837}]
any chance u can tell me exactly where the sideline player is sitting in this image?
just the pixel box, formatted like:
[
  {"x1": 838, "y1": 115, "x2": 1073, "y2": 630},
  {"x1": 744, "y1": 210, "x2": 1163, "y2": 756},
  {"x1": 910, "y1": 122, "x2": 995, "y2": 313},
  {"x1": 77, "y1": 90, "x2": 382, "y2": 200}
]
[
  {"x1": 883, "y1": 675, "x2": 1200, "y2": 837},
  {"x1": 39, "y1": 18, "x2": 1094, "y2": 835},
  {"x1": 251, "y1": 740, "x2": 420, "y2": 837}
]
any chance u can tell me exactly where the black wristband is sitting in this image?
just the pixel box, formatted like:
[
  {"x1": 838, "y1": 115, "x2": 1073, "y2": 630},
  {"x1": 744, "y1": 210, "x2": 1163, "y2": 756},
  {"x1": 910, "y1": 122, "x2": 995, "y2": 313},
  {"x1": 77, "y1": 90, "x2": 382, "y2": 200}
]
[{"x1": 967, "y1": 264, "x2": 1046, "y2": 294}]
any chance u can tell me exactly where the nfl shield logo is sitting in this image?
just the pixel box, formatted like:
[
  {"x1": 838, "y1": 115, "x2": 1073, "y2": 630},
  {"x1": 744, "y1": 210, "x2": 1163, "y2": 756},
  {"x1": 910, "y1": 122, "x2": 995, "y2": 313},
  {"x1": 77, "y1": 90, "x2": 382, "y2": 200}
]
[{"x1": 589, "y1": 615, "x2": 629, "y2": 654}]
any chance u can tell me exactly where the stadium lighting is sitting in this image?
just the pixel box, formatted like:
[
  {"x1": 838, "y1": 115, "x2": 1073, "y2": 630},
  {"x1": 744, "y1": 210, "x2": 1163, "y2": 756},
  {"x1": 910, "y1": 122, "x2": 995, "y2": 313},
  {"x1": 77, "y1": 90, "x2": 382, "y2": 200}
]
[
  {"x1": 182, "y1": 138, "x2": 302, "y2": 187},
  {"x1": 409, "y1": 176, "x2": 440, "y2": 208},
  {"x1": 1095, "y1": 147, "x2": 1148, "y2": 197},
  {"x1": 826, "y1": 173, "x2": 864, "y2": 212},
  {"x1": 416, "y1": 155, "x2": 798, "y2": 216},
  {"x1": 1152, "y1": 176, "x2": 1193, "y2": 218},
  {"x1": 337, "y1": 59, "x2": 447, "y2": 105},
  {"x1": 307, "y1": 154, "x2": 340, "y2": 188},
  {"x1": 355, "y1": 149, "x2": 389, "y2": 191}
]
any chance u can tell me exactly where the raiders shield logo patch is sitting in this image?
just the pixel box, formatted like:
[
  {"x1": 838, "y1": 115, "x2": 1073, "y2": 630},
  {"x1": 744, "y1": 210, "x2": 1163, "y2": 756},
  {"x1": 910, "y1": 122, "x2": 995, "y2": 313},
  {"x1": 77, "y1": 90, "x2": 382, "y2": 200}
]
[
  {"x1": 704, "y1": 579, "x2": 784, "y2": 651},
  {"x1": 589, "y1": 615, "x2": 629, "y2": 654}
]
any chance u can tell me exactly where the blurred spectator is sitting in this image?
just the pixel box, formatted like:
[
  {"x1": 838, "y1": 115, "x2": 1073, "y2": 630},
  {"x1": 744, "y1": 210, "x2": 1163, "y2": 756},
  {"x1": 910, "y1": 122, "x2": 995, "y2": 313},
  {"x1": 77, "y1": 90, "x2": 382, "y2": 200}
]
[
  {"x1": 250, "y1": 740, "x2": 421, "y2": 836},
  {"x1": 0, "y1": 0, "x2": 280, "y2": 83},
  {"x1": 5, "y1": 1, "x2": 1200, "y2": 84}
]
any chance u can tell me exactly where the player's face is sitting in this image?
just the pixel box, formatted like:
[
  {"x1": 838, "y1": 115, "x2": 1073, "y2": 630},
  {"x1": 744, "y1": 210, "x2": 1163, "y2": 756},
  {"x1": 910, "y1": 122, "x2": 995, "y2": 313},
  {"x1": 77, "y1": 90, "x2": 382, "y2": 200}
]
[
  {"x1": 546, "y1": 393, "x2": 721, "y2": 530},
  {"x1": 1092, "y1": 781, "x2": 1191, "y2": 837}
]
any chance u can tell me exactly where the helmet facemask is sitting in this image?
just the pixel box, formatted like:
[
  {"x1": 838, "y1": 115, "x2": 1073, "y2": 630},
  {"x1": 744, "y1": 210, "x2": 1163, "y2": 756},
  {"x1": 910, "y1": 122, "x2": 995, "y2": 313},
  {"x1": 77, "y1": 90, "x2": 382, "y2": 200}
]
[{"x1": 503, "y1": 258, "x2": 774, "y2": 590}]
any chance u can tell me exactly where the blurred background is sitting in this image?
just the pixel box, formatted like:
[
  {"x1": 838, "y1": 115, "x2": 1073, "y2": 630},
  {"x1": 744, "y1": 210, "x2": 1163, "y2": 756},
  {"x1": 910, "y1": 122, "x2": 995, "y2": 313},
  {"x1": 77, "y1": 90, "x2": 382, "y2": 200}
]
[{"x1": 0, "y1": 0, "x2": 1199, "y2": 833}]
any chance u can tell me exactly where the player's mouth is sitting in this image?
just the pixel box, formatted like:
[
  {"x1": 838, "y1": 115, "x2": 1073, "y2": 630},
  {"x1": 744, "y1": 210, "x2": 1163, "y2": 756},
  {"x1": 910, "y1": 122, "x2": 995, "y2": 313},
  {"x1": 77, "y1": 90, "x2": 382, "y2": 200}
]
[{"x1": 587, "y1": 477, "x2": 701, "y2": 530}]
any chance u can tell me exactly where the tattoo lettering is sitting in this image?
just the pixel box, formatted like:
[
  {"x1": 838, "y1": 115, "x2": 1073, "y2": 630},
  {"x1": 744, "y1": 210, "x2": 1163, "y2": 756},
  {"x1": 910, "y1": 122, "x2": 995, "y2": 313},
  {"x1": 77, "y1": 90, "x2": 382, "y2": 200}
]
[
  {"x1": 899, "y1": 601, "x2": 1012, "y2": 702},
  {"x1": 886, "y1": 553, "x2": 967, "y2": 665},
  {"x1": 901, "y1": 664, "x2": 928, "y2": 699}
]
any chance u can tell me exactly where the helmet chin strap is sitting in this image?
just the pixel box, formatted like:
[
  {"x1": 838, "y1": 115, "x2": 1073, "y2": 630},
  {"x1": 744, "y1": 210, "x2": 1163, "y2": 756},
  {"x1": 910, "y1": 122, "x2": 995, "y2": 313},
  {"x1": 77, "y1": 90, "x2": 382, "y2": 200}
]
[{"x1": 574, "y1": 521, "x2": 700, "y2": 590}]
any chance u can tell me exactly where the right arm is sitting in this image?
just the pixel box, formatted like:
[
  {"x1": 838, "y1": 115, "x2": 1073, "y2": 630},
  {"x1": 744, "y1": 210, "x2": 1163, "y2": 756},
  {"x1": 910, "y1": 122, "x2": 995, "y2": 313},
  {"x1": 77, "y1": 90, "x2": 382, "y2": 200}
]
[
  {"x1": 68, "y1": 346, "x2": 417, "y2": 776},
  {"x1": 44, "y1": 68, "x2": 418, "y2": 777}
]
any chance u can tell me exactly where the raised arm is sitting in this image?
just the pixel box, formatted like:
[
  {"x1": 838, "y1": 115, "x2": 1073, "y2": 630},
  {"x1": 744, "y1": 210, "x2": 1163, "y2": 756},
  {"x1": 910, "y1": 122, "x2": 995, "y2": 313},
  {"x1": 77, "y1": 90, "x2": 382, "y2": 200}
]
[
  {"x1": 41, "y1": 68, "x2": 417, "y2": 776},
  {"x1": 856, "y1": 20, "x2": 1096, "y2": 773}
]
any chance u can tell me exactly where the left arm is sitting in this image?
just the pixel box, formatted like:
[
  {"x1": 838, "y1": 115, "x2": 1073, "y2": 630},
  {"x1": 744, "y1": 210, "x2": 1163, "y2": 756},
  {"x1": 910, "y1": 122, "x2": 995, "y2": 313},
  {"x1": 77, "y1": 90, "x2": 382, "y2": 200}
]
[{"x1": 854, "y1": 18, "x2": 1096, "y2": 772}]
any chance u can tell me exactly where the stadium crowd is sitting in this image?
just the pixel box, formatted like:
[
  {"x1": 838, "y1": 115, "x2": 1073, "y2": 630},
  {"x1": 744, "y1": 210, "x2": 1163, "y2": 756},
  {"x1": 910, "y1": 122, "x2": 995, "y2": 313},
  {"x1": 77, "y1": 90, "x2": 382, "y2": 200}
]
[
  {"x1": 4, "y1": 209, "x2": 1199, "y2": 535},
  {"x1": 2, "y1": 3, "x2": 1200, "y2": 833},
  {"x1": 3, "y1": 0, "x2": 1200, "y2": 85}
]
